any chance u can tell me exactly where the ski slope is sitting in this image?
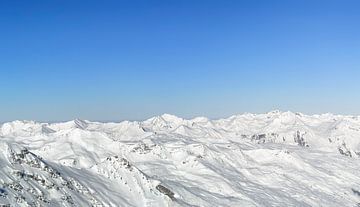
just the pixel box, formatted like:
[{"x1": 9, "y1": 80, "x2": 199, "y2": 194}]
[{"x1": 1, "y1": 111, "x2": 360, "y2": 206}]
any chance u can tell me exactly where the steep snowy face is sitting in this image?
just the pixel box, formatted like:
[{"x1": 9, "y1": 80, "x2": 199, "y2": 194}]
[{"x1": 1, "y1": 111, "x2": 360, "y2": 206}]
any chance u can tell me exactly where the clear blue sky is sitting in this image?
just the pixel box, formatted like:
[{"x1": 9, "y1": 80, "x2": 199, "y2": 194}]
[{"x1": 1, "y1": 0, "x2": 359, "y2": 121}]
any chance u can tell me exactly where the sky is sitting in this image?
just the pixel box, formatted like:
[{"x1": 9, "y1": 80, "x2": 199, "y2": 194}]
[{"x1": 0, "y1": 0, "x2": 360, "y2": 121}]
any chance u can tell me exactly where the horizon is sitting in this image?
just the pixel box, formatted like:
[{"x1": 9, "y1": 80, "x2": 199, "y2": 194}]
[
  {"x1": 1, "y1": 0, "x2": 360, "y2": 121},
  {"x1": 2, "y1": 110, "x2": 359, "y2": 124}
]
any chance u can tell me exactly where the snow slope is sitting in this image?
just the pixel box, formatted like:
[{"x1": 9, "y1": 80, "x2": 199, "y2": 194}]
[{"x1": 1, "y1": 111, "x2": 360, "y2": 206}]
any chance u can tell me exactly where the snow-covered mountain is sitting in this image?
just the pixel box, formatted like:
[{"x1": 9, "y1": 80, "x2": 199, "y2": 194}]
[{"x1": 1, "y1": 111, "x2": 360, "y2": 206}]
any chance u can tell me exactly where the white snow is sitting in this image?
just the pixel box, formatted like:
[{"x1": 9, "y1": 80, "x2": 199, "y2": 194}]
[{"x1": 0, "y1": 111, "x2": 360, "y2": 206}]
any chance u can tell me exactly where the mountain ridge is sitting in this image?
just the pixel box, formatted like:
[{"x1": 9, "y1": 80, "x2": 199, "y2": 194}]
[{"x1": 1, "y1": 111, "x2": 360, "y2": 206}]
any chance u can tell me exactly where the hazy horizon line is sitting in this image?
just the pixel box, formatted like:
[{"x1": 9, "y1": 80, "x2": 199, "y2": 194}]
[{"x1": 2, "y1": 110, "x2": 359, "y2": 124}]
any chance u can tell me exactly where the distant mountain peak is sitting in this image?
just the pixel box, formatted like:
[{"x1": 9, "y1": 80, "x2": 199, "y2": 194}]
[{"x1": 73, "y1": 119, "x2": 88, "y2": 130}]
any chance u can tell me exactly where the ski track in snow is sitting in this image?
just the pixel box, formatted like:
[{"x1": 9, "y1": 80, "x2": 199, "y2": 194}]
[{"x1": 0, "y1": 111, "x2": 360, "y2": 206}]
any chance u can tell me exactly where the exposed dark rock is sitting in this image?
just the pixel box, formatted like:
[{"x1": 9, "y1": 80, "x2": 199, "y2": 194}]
[
  {"x1": 156, "y1": 184, "x2": 175, "y2": 200},
  {"x1": 131, "y1": 143, "x2": 152, "y2": 154},
  {"x1": 294, "y1": 131, "x2": 309, "y2": 147},
  {"x1": 0, "y1": 188, "x2": 7, "y2": 198},
  {"x1": 338, "y1": 143, "x2": 352, "y2": 157},
  {"x1": 352, "y1": 188, "x2": 360, "y2": 197}
]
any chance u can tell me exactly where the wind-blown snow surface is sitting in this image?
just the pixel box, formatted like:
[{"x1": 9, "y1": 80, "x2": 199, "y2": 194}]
[{"x1": 1, "y1": 111, "x2": 360, "y2": 206}]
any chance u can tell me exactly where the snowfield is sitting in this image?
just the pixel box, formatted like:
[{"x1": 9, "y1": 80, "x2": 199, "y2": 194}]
[{"x1": 1, "y1": 111, "x2": 360, "y2": 207}]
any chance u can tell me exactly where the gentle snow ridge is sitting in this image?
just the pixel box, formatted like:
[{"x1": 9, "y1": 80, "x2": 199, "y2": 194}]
[{"x1": 0, "y1": 111, "x2": 360, "y2": 206}]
